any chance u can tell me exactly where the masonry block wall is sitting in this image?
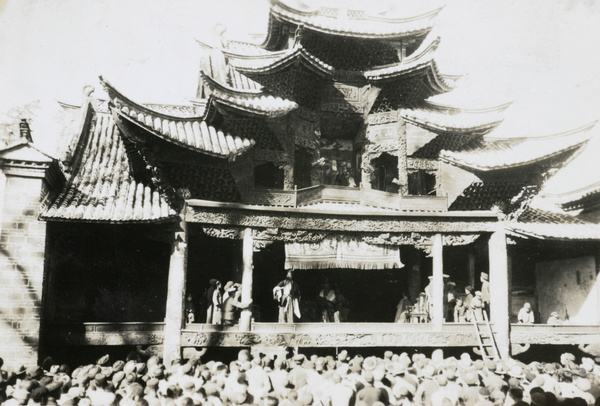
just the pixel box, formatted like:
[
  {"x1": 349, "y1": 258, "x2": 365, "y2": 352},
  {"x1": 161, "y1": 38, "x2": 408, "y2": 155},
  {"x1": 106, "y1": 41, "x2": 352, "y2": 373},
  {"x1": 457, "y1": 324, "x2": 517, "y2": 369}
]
[{"x1": 0, "y1": 171, "x2": 48, "y2": 368}]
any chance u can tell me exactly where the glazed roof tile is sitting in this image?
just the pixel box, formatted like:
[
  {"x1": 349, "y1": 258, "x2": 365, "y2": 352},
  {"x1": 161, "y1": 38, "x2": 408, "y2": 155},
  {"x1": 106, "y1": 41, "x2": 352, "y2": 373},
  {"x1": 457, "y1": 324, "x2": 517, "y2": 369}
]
[
  {"x1": 43, "y1": 106, "x2": 178, "y2": 223},
  {"x1": 227, "y1": 45, "x2": 334, "y2": 75},
  {"x1": 363, "y1": 34, "x2": 445, "y2": 80},
  {"x1": 101, "y1": 77, "x2": 255, "y2": 158},
  {"x1": 400, "y1": 102, "x2": 504, "y2": 135},
  {"x1": 270, "y1": 0, "x2": 441, "y2": 39},
  {"x1": 544, "y1": 181, "x2": 600, "y2": 211},
  {"x1": 516, "y1": 207, "x2": 587, "y2": 225},
  {"x1": 200, "y1": 72, "x2": 298, "y2": 117},
  {"x1": 506, "y1": 223, "x2": 600, "y2": 240},
  {"x1": 507, "y1": 208, "x2": 600, "y2": 240},
  {"x1": 449, "y1": 181, "x2": 539, "y2": 212},
  {"x1": 440, "y1": 122, "x2": 596, "y2": 172}
]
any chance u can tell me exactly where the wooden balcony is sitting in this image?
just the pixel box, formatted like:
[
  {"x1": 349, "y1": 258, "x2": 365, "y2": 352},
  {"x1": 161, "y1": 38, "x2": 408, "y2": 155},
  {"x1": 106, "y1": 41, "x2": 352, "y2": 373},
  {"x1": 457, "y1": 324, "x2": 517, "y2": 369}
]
[
  {"x1": 244, "y1": 185, "x2": 448, "y2": 212},
  {"x1": 45, "y1": 322, "x2": 600, "y2": 348}
]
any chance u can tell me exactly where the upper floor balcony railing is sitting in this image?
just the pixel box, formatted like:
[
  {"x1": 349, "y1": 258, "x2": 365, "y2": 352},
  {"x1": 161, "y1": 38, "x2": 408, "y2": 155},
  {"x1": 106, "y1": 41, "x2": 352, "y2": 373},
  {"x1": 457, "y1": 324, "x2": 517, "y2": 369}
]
[{"x1": 244, "y1": 185, "x2": 448, "y2": 212}]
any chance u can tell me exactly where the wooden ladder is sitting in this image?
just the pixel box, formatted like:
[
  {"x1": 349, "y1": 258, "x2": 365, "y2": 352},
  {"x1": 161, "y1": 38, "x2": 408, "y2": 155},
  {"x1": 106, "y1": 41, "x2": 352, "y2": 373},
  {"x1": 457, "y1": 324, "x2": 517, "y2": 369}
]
[{"x1": 473, "y1": 311, "x2": 500, "y2": 360}]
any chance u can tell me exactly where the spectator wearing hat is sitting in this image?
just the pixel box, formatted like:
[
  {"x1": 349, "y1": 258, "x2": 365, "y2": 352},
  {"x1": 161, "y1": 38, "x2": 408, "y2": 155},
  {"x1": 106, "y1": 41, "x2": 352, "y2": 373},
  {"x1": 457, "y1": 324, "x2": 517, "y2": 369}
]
[
  {"x1": 415, "y1": 365, "x2": 440, "y2": 406},
  {"x1": 268, "y1": 357, "x2": 290, "y2": 397},
  {"x1": 480, "y1": 273, "x2": 490, "y2": 317},
  {"x1": 328, "y1": 373, "x2": 355, "y2": 406},
  {"x1": 518, "y1": 303, "x2": 535, "y2": 324},
  {"x1": 460, "y1": 370, "x2": 482, "y2": 406},
  {"x1": 356, "y1": 371, "x2": 389, "y2": 406}
]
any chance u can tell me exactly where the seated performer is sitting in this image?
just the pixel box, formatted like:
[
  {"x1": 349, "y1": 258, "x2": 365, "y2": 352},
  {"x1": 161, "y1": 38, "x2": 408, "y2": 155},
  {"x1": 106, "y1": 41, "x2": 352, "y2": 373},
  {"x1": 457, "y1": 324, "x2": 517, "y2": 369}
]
[
  {"x1": 318, "y1": 279, "x2": 336, "y2": 322},
  {"x1": 394, "y1": 293, "x2": 412, "y2": 323},
  {"x1": 185, "y1": 293, "x2": 196, "y2": 324},
  {"x1": 273, "y1": 271, "x2": 301, "y2": 323},
  {"x1": 517, "y1": 302, "x2": 535, "y2": 324},
  {"x1": 547, "y1": 311, "x2": 563, "y2": 325},
  {"x1": 333, "y1": 285, "x2": 350, "y2": 322}
]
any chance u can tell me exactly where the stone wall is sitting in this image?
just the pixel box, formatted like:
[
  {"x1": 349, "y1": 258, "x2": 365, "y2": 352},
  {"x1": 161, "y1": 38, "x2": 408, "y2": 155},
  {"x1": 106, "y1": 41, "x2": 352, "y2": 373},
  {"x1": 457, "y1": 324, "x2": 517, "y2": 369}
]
[{"x1": 0, "y1": 172, "x2": 47, "y2": 368}]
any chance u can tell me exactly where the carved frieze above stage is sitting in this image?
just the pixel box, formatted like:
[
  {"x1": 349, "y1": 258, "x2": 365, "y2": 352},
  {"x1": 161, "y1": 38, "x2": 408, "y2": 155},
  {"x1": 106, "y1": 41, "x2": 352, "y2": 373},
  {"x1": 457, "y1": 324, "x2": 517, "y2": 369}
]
[{"x1": 186, "y1": 202, "x2": 498, "y2": 233}]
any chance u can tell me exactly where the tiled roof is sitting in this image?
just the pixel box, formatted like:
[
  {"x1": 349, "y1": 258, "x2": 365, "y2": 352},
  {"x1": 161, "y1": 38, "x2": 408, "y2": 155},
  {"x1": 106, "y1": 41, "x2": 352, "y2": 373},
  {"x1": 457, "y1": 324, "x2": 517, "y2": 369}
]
[
  {"x1": 270, "y1": 0, "x2": 440, "y2": 39},
  {"x1": 364, "y1": 34, "x2": 443, "y2": 79},
  {"x1": 43, "y1": 106, "x2": 178, "y2": 223},
  {"x1": 547, "y1": 181, "x2": 600, "y2": 211},
  {"x1": 450, "y1": 181, "x2": 539, "y2": 212},
  {"x1": 200, "y1": 72, "x2": 298, "y2": 117},
  {"x1": 515, "y1": 207, "x2": 587, "y2": 225},
  {"x1": 101, "y1": 77, "x2": 255, "y2": 159},
  {"x1": 229, "y1": 69, "x2": 263, "y2": 91},
  {"x1": 411, "y1": 133, "x2": 481, "y2": 159},
  {"x1": 506, "y1": 223, "x2": 600, "y2": 240},
  {"x1": 507, "y1": 208, "x2": 600, "y2": 240},
  {"x1": 227, "y1": 46, "x2": 334, "y2": 76},
  {"x1": 400, "y1": 102, "x2": 504, "y2": 135},
  {"x1": 143, "y1": 103, "x2": 203, "y2": 117},
  {"x1": 440, "y1": 122, "x2": 596, "y2": 172}
]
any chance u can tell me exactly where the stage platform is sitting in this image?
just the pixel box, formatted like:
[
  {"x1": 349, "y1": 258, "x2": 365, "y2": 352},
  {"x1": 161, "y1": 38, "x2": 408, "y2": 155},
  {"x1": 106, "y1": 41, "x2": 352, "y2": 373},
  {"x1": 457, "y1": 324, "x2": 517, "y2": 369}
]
[{"x1": 46, "y1": 322, "x2": 600, "y2": 349}]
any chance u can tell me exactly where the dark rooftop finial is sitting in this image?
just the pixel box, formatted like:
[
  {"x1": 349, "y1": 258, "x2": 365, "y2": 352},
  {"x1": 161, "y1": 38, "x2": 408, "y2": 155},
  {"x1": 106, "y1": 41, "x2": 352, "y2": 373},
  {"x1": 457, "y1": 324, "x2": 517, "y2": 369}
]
[{"x1": 19, "y1": 119, "x2": 32, "y2": 143}]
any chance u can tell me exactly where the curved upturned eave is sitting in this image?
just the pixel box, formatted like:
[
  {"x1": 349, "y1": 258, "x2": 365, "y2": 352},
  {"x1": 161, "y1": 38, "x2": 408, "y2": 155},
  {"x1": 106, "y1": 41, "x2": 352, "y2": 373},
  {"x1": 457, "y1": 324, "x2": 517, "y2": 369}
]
[
  {"x1": 201, "y1": 71, "x2": 298, "y2": 117},
  {"x1": 112, "y1": 108, "x2": 255, "y2": 161},
  {"x1": 270, "y1": 0, "x2": 441, "y2": 39},
  {"x1": 401, "y1": 115, "x2": 502, "y2": 136},
  {"x1": 439, "y1": 122, "x2": 596, "y2": 172},
  {"x1": 228, "y1": 46, "x2": 334, "y2": 76},
  {"x1": 100, "y1": 76, "x2": 207, "y2": 121},
  {"x1": 400, "y1": 102, "x2": 506, "y2": 135}
]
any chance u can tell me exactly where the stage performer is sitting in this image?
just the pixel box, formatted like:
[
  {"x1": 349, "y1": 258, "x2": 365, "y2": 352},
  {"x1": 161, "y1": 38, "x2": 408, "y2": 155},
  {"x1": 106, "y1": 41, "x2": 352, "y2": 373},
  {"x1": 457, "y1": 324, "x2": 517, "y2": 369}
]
[{"x1": 273, "y1": 271, "x2": 301, "y2": 323}]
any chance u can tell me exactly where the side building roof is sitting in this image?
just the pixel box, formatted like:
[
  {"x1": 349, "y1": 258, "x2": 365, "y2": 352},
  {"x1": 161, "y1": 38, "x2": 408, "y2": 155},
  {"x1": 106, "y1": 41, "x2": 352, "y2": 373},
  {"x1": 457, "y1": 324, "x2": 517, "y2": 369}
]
[{"x1": 42, "y1": 102, "x2": 178, "y2": 223}]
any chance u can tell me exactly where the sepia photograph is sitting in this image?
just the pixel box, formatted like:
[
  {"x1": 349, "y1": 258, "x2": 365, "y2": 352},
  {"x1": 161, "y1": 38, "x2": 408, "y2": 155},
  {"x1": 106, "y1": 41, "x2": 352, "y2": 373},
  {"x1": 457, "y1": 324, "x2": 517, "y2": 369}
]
[{"x1": 1, "y1": 0, "x2": 600, "y2": 404}]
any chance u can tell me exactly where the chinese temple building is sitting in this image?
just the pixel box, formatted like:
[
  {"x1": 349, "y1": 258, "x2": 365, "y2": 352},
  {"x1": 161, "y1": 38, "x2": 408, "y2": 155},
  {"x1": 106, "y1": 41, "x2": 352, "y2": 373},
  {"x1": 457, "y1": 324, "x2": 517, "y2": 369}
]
[{"x1": 1, "y1": 0, "x2": 600, "y2": 368}]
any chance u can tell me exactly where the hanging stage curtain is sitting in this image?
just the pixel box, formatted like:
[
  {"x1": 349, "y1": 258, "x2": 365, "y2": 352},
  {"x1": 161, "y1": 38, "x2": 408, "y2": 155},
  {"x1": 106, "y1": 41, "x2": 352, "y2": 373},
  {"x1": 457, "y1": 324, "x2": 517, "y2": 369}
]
[{"x1": 285, "y1": 237, "x2": 404, "y2": 270}]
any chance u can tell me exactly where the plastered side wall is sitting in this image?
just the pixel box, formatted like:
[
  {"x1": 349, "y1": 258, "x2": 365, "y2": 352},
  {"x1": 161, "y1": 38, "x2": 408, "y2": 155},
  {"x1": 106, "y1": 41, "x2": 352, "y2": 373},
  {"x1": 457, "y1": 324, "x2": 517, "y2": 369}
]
[
  {"x1": 0, "y1": 173, "x2": 47, "y2": 368},
  {"x1": 535, "y1": 255, "x2": 599, "y2": 324}
]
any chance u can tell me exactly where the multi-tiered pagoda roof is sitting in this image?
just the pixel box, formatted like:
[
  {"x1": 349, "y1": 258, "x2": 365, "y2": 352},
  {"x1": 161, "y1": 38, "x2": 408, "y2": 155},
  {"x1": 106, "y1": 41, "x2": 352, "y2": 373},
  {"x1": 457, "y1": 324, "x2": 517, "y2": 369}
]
[{"x1": 40, "y1": 0, "x2": 599, "y2": 242}]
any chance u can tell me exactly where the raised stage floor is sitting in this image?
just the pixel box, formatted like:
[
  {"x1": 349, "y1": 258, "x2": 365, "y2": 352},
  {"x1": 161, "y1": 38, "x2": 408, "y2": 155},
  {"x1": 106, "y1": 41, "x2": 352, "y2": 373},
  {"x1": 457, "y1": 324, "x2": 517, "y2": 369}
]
[{"x1": 46, "y1": 322, "x2": 600, "y2": 349}]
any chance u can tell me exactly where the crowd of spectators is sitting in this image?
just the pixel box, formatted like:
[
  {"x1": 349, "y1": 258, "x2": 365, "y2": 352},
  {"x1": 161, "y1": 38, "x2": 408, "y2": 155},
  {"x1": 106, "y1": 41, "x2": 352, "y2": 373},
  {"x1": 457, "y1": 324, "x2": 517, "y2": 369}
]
[{"x1": 1, "y1": 348, "x2": 600, "y2": 406}]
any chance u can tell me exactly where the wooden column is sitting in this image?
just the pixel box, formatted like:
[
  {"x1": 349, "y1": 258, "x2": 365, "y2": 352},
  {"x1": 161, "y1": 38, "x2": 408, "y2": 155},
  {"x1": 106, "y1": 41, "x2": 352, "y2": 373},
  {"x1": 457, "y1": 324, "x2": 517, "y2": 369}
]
[
  {"x1": 409, "y1": 253, "x2": 421, "y2": 303},
  {"x1": 239, "y1": 228, "x2": 254, "y2": 331},
  {"x1": 163, "y1": 206, "x2": 188, "y2": 366},
  {"x1": 468, "y1": 253, "x2": 476, "y2": 289},
  {"x1": 489, "y1": 226, "x2": 510, "y2": 359},
  {"x1": 432, "y1": 234, "x2": 444, "y2": 328}
]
